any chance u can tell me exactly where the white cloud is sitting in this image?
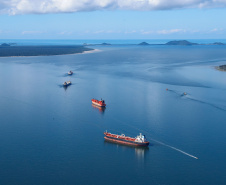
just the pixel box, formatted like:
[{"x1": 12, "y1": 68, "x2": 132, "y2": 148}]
[
  {"x1": 125, "y1": 30, "x2": 137, "y2": 34},
  {"x1": 93, "y1": 30, "x2": 121, "y2": 34},
  {"x1": 93, "y1": 30, "x2": 105, "y2": 34},
  {"x1": 157, "y1": 29, "x2": 186, "y2": 34},
  {"x1": 1, "y1": 0, "x2": 226, "y2": 14},
  {"x1": 58, "y1": 31, "x2": 73, "y2": 35},
  {"x1": 209, "y1": 28, "x2": 223, "y2": 32},
  {"x1": 22, "y1": 31, "x2": 44, "y2": 34},
  {"x1": 139, "y1": 29, "x2": 186, "y2": 34},
  {"x1": 85, "y1": 28, "x2": 226, "y2": 35}
]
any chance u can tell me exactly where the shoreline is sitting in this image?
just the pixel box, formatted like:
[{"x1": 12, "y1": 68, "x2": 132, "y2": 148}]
[
  {"x1": 0, "y1": 48, "x2": 101, "y2": 58},
  {"x1": 78, "y1": 49, "x2": 101, "y2": 55},
  {"x1": 215, "y1": 66, "x2": 226, "y2": 72}
]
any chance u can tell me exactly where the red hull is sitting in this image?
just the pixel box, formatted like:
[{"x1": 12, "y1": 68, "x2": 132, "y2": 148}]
[
  {"x1": 104, "y1": 132, "x2": 149, "y2": 146},
  {"x1": 91, "y1": 99, "x2": 106, "y2": 107},
  {"x1": 104, "y1": 137, "x2": 149, "y2": 146}
]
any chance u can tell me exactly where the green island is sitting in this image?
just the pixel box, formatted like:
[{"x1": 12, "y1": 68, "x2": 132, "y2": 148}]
[
  {"x1": 138, "y1": 42, "x2": 150, "y2": 45},
  {"x1": 138, "y1": 40, "x2": 226, "y2": 46},
  {"x1": 165, "y1": 40, "x2": 198, "y2": 45},
  {"x1": 216, "y1": 65, "x2": 226, "y2": 71},
  {"x1": 0, "y1": 44, "x2": 93, "y2": 57}
]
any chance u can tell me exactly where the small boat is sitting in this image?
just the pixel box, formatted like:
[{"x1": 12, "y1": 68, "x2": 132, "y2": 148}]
[
  {"x1": 63, "y1": 81, "x2": 71, "y2": 86},
  {"x1": 104, "y1": 131, "x2": 149, "y2": 147},
  {"x1": 91, "y1": 98, "x2": 106, "y2": 107},
  {"x1": 68, "y1": 71, "x2": 73, "y2": 75}
]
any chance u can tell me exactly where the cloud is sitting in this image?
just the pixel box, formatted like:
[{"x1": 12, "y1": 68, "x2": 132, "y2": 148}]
[
  {"x1": 22, "y1": 31, "x2": 44, "y2": 34},
  {"x1": 125, "y1": 30, "x2": 137, "y2": 34},
  {"x1": 1, "y1": 0, "x2": 226, "y2": 15},
  {"x1": 58, "y1": 31, "x2": 73, "y2": 35},
  {"x1": 209, "y1": 28, "x2": 223, "y2": 32},
  {"x1": 141, "y1": 30, "x2": 154, "y2": 34},
  {"x1": 157, "y1": 29, "x2": 186, "y2": 34},
  {"x1": 93, "y1": 30, "x2": 121, "y2": 34},
  {"x1": 140, "y1": 29, "x2": 186, "y2": 34}
]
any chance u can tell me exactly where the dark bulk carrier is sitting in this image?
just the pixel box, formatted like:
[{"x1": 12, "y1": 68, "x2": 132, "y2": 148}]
[{"x1": 104, "y1": 131, "x2": 149, "y2": 146}]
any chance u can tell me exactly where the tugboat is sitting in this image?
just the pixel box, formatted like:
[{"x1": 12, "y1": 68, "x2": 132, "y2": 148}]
[
  {"x1": 63, "y1": 81, "x2": 71, "y2": 86},
  {"x1": 68, "y1": 71, "x2": 73, "y2": 75},
  {"x1": 91, "y1": 98, "x2": 106, "y2": 107},
  {"x1": 104, "y1": 131, "x2": 149, "y2": 146}
]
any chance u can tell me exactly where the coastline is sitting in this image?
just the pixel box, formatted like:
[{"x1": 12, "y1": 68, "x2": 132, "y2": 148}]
[
  {"x1": 215, "y1": 66, "x2": 226, "y2": 72},
  {"x1": 0, "y1": 46, "x2": 99, "y2": 58},
  {"x1": 78, "y1": 49, "x2": 101, "y2": 55}
]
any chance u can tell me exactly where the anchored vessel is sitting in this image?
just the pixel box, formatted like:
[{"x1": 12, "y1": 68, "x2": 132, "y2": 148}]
[
  {"x1": 68, "y1": 71, "x2": 73, "y2": 75},
  {"x1": 91, "y1": 99, "x2": 106, "y2": 107},
  {"x1": 63, "y1": 81, "x2": 71, "y2": 86},
  {"x1": 104, "y1": 131, "x2": 149, "y2": 146}
]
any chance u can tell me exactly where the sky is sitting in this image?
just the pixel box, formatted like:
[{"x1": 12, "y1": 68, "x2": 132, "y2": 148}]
[{"x1": 1, "y1": 0, "x2": 226, "y2": 39}]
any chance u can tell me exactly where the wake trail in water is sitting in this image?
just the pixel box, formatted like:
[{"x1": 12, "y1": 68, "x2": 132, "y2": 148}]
[
  {"x1": 111, "y1": 117, "x2": 198, "y2": 160},
  {"x1": 167, "y1": 89, "x2": 189, "y2": 97},
  {"x1": 1, "y1": 94, "x2": 199, "y2": 159},
  {"x1": 167, "y1": 89, "x2": 226, "y2": 112},
  {"x1": 186, "y1": 97, "x2": 226, "y2": 112},
  {"x1": 150, "y1": 138, "x2": 198, "y2": 159}
]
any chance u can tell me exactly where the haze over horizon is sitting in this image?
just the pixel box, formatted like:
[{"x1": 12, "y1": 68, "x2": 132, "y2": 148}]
[{"x1": 1, "y1": 0, "x2": 226, "y2": 39}]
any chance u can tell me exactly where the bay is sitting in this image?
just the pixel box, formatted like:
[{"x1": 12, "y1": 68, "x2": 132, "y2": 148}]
[{"x1": 0, "y1": 41, "x2": 226, "y2": 185}]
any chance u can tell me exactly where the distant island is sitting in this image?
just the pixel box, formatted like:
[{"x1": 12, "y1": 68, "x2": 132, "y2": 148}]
[
  {"x1": 165, "y1": 40, "x2": 198, "y2": 45},
  {"x1": 82, "y1": 40, "x2": 226, "y2": 46},
  {"x1": 2, "y1": 40, "x2": 224, "y2": 57},
  {"x1": 139, "y1": 40, "x2": 226, "y2": 46},
  {"x1": 216, "y1": 65, "x2": 226, "y2": 71},
  {"x1": 83, "y1": 43, "x2": 111, "y2": 46},
  {"x1": 1, "y1": 43, "x2": 11, "y2": 47},
  {"x1": 0, "y1": 44, "x2": 93, "y2": 57},
  {"x1": 211, "y1": 42, "x2": 225, "y2": 45},
  {"x1": 138, "y1": 42, "x2": 150, "y2": 45},
  {"x1": 101, "y1": 43, "x2": 111, "y2": 45}
]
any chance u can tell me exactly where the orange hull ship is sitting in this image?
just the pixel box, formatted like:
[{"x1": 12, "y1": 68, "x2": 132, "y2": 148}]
[
  {"x1": 91, "y1": 99, "x2": 106, "y2": 107},
  {"x1": 104, "y1": 131, "x2": 149, "y2": 147}
]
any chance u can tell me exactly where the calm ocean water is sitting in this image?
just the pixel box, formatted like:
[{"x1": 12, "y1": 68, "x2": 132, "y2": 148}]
[{"x1": 0, "y1": 40, "x2": 226, "y2": 185}]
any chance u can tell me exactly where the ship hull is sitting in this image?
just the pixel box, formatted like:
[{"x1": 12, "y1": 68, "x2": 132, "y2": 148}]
[
  {"x1": 104, "y1": 136, "x2": 149, "y2": 146},
  {"x1": 92, "y1": 101, "x2": 106, "y2": 107},
  {"x1": 63, "y1": 83, "x2": 71, "y2": 86}
]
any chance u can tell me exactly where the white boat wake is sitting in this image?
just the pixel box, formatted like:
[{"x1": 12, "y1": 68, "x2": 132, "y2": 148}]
[
  {"x1": 151, "y1": 138, "x2": 198, "y2": 159},
  {"x1": 111, "y1": 117, "x2": 198, "y2": 160}
]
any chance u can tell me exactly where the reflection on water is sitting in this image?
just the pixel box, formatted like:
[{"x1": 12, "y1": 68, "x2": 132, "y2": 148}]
[
  {"x1": 63, "y1": 85, "x2": 72, "y2": 91},
  {"x1": 92, "y1": 104, "x2": 106, "y2": 114},
  {"x1": 63, "y1": 85, "x2": 69, "y2": 91},
  {"x1": 58, "y1": 84, "x2": 71, "y2": 91},
  {"x1": 104, "y1": 140, "x2": 149, "y2": 160},
  {"x1": 166, "y1": 88, "x2": 226, "y2": 111},
  {"x1": 1, "y1": 43, "x2": 226, "y2": 185},
  {"x1": 135, "y1": 147, "x2": 149, "y2": 160}
]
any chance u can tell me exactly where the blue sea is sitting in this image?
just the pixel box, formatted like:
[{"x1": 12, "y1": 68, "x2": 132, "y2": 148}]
[{"x1": 0, "y1": 39, "x2": 226, "y2": 185}]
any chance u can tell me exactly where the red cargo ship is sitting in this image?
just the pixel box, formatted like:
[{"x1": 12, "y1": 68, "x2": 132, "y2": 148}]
[
  {"x1": 91, "y1": 99, "x2": 106, "y2": 107},
  {"x1": 104, "y1": 131, "x2": 149, "y2": 146}
]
